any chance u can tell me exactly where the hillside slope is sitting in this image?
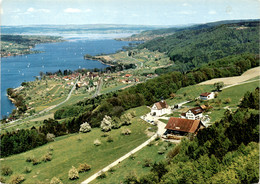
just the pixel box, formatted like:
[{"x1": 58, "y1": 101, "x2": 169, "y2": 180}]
[{"x1": 137, "y1": 21, "x2": 259, "y2": 74}]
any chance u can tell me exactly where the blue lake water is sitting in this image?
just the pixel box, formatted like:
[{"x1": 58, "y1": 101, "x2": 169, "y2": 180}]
[{"x1": 1, "y1": 36, "x2": 132, "y2": 118}]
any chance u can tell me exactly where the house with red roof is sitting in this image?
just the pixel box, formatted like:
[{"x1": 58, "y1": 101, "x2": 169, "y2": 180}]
[
  {"x1": 199, "y1": 92, "x2": 215, "y2": 101},
  {"x1": 164, "y1": 117, "x2": 204, "y2": 136},
  {"x1": 151, "y1": 100, "x2": 171, "y2": 116}
]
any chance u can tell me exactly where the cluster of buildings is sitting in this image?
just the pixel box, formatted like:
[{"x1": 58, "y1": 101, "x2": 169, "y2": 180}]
[{"x1": 150, "y1": 92, "x2": 214, "y2": 138}]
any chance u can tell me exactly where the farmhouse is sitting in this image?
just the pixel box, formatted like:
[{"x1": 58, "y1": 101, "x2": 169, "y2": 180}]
[
  {"x1": 164, "y1": 117, "x2": 204, "y2": 136},
  {"x1": 181, "y1": 106, "x2": 206, "y2": 120},
  {"x1": 151, "y1": 100, "x2": 171, "y2": 116},
  {"x1": 199, "y1": 92, "x2": 214, "y2": 101}
]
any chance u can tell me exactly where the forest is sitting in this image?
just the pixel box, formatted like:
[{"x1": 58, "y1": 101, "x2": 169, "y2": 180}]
[{"x1": 137, "y1": 21, "x2": 259, "y2": 74}]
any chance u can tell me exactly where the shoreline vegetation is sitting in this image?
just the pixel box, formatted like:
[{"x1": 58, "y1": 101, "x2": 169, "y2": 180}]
[{"x1": 0, "y1": 35, "x2": 64, "y2": 58}]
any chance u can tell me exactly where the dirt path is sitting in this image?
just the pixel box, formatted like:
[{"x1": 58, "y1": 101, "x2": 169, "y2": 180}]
[
  {"x1": 81, "y1": 121, "x2": 166, "y2": 184},
  {"x1": 199, "y1": 66, "x2": 260, "y2": 85}
]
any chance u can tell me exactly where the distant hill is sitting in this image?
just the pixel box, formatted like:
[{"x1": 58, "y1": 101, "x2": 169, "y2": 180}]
[
  {"x1": 118, "y1": 19, "x2": 260, "y2": 41},
  {"x1": 1, "y1": 24, "x2": 168, "y2": 36},
  {"x1": 136, "y1": 20, "x2": 260, "y2": 74}
]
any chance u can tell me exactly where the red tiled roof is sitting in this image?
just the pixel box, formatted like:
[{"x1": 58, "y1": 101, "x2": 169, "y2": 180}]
[
  {"x1": 165, "y1": 117, "x2": 200, "y2": 133},
  {"x1": 155, "y1": 100, "x2": 168, "y2": 110},
  {"x1": 200, "y1": 92, "x2": 211, "y2": 97}
]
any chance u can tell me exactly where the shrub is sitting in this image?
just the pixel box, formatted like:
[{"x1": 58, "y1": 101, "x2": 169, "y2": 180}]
[
  {"x1": 78, "y1": 163, "x2": 91, "y2": 173},
  {"x1": 26, "y1": 155, "x2": 34, "y2": 162},
  {"x1": 121, "y1": 113, "x2": 132, "y2": 126},
  {"x1": 77, "y1": 136, "x2": 82, "y2": 142},
  {"x1": 100, "y1": 115, "x2": 112, "y2": 132},
  {"x1": 48, "y1": 145, "x2": 54, "y2": 151},
  {"x1": 50, "y1": 177, "x2": 63, "y2": 184},
  {"x1": 130, "y1": 153, "x2": 136, "y2": 160},
  {"x1": 143, "y1": 158, "x2": 152, "y2": 167},
  {"x1": 68, "y1": 166, "x2": 79, "y2": 180},
  {"x1": 10, "y1": 174, "x2": 25, "y2": 184},
  {"x1": 124, "y1": 170, "x2": 138, "y2": 184},
  {"x1": 101, "y1": 133, "x2": 109, "y2": 137},
  {"x1": 225, "y1": 98, "x2": 232, "y2": 104},
  {"x1": 79, "y1": 122, "x2": 91, "y2": 133},
  {"x1": 24, "y1": 166, "x2": 32, "y2": 173},
  {"x1": 46, "y1": 133, "x2": 55, "y2": 142},
  {"x1": 112, "y1": 117, "x2": 122, "y2": 129},
  {"x1": 42, "y1": 153, "x2": 52, "y2": 162},
  {"x1": 94, "y1": 139, "x2": 101, "y2": 146},
  {"x1": 155, "y1": 135, "x2": 160, "y2": 141},
  {"x1": 97, "y1": 171, "x2": 107, "y2": 179},
  {"x1": 108, "y1": 167, "x2": 116, "y2": 173},
  {"x1": 0, "y1": 176, "x2": 6, "y2": 183},
  {"x1": 107, "y1": 136, "x2": 114, "y2": 142},
  {"x1": 158, "y1": 146, "x2": 166, "y2": 154},
  {"x1": 147, "y1": 141, "x2": 154, "y2": 147},
  {"x1": 1, "y1": 165, "x2": 13, "y2": 176},
  {"x1": 32, "y1": 158, "x2": 41, "y2": 165},
  {"x1": 121, "y1": 129, "x2": 131, "y2": 135}
]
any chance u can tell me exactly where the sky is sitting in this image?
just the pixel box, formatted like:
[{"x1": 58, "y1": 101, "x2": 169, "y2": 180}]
[{"x1": 1, "y1": 0, "x2": 260, "y2": 26}]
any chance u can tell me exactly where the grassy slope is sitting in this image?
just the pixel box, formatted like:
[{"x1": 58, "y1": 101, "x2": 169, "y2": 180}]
[
  {"x1": 181, "y1": 80, "x2": 259, "y2": 123},
  {"x1": 93, "y1": 140, "x2": 174, "y2": 184},
  {"x1": 0, "y1": 106, "x2": 151, "y2": 184}
]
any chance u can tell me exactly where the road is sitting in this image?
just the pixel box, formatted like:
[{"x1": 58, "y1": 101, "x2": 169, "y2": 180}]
[
  {"x1": 92, "y1": 78, "x2": 103, "y2": 98},
  {"x1": 1, "y1": 79, "x2": 78, "y2": 130},
  {"x1": 81, "y1": 121, "x2": 166, "y2": 184}
]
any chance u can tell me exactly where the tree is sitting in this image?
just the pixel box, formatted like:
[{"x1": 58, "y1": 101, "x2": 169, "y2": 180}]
[
  {"x1": 79, "y1": 122, "x2": 91, "y2": 133},
  {"x1": 214, "y1": 82, "x2": 224, "y2": 91},
  {"x1": 50, "y1": 177, "x2": 63, "y2": 184},
  {"x1": 68, "y1": 166, "x2": 79, "y2": 180},
  {"x1": 100, "y1": 115, "x2": 112, "y2": 132}
]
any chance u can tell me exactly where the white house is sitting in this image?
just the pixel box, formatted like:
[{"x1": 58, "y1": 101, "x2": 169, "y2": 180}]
[
  {"x1": 151, "y1": 100, "x2": 171, "y2": 116},
  {"x1": 199, "y1": 92, "x2": 215, "y2": 101},
  {"x1": 181, "y1": 106, "x2": 206, "y2": 120}
]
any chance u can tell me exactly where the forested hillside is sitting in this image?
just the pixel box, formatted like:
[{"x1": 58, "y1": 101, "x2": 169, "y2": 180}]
[
  {"x1": 119, "y1": 19, "x2": 259, "y2": 41},
  {"x1": 138, "y1": 21, "x2": 259, "y2": 74}
]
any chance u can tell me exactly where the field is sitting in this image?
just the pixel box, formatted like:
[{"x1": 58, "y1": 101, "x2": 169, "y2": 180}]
[
  {"x1": 199, "y1": 66, "x2": 260, "y2": 85},
  {"x1": 0, "y1": 106, "x2": 152, "y2": 184},
  {"x1": 92, "y1": 140, "x2": 175, "y2": 184},
  {"x1": 184, "y1": 80, "x2": 259, "y2": 123},
  {"x1": 166, "y1": 84, "x2": 215, "y2": 105}
]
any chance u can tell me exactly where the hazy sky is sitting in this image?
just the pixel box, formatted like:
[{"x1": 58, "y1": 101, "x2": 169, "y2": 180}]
[{"x1": 1, "y1": 0, "x2": 260, "y2": 26}]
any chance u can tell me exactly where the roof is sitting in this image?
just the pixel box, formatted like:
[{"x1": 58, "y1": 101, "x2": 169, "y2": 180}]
[
  {"x1": 189, "y1": 106, "x2": 203, "y2": 115},
  {"x1": 200, "y1": 92, "x2": 211, "y2": 97},
  {"x1": 154, "y1": 100, "x2": 168, "y2": 110},
  {"x1": 165, "y1": 117, "x2": 201, "y2": 133},
  {"x1": 125, "y1": 74, "x2": 132, "y2": 77}
]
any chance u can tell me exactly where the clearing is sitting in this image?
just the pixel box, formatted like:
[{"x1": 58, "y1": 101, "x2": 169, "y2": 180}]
[{"x1": 199, "y1": 66, "x2": 260, "y2": 85}]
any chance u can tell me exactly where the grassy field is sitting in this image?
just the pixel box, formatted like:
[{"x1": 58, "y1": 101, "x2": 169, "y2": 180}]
[
  {"x1": 0, "y1": 110, "x2": 152, "y2": 184},
  {"x1": 92, "y1": 140, "x2": 175, "y2": 184},
  {"x1": 183, "y1": 80, "x2": 259, "y2": 123},
  {"x1": 166, "y1": 84, "x2": 214, "y2": 105}
]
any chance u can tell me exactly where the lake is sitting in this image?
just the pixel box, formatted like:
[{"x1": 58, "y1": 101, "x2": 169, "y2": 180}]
[{"x1": 1, "y1": 34, "x2": 132, "y2": 118}]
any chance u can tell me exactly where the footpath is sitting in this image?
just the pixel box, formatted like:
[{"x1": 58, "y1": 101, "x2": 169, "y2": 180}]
[{"x1": 81, "y1": 121, "x2": 166, "y2": 184}]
